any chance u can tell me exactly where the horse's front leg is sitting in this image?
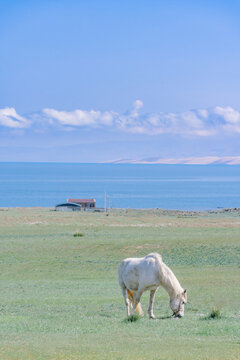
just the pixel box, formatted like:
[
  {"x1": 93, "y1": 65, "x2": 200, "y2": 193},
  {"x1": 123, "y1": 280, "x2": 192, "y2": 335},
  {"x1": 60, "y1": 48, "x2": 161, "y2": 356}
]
[{"x1": 148, "y1": 289, "x2": 157, "y2": 319}]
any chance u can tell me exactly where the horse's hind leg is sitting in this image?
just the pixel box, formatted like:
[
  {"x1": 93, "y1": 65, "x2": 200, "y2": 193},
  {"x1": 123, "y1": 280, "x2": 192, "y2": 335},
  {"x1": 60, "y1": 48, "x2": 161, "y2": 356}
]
[
  {"x1": 148, "y1": 289, "x2": 157, "y2": 319},
  {"x1": 120, "y1": 284, "x2": 131, "y2": 317},
  {"x1": 132, "y1": 288, "x2": 144, "y2": 316}
]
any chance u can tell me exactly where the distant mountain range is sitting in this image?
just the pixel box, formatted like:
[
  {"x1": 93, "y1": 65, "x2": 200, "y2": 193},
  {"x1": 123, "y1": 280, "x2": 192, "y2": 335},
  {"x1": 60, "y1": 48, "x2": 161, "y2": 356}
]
[{"x1": 103, "y1": 156, "x2": 240, "y2": 165}]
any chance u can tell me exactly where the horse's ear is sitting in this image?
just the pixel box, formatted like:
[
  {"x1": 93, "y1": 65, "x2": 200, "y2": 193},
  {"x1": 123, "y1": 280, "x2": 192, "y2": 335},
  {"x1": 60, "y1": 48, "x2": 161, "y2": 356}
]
[{"x1": 183, "y1": 289, "x2": 187, "y2": 294}]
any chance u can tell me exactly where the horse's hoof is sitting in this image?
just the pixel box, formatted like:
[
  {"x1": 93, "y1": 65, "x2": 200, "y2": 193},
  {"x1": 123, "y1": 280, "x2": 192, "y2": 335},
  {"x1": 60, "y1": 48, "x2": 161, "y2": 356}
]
[{"x1": 149, "y1": 315, "x2": 156, "y2": 319}]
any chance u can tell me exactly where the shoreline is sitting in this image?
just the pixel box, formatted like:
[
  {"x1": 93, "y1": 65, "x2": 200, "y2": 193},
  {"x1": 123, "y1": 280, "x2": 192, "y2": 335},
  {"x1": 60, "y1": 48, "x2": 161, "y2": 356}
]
[{"x1": 0, "y1": 206, "x2": 239, "y2": 215}]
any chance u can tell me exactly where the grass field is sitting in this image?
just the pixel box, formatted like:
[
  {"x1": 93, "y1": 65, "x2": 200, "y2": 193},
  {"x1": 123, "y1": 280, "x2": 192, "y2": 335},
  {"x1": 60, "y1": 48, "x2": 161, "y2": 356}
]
[{"x1": 0, "y1": 208, "x2": 239, "y2": 360}]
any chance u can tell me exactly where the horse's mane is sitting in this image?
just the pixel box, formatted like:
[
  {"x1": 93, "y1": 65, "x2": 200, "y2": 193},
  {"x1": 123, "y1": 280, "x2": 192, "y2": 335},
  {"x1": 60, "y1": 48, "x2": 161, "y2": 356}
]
[{"x1": 145, "y1": 252, "x2": 183, "y2": 296}]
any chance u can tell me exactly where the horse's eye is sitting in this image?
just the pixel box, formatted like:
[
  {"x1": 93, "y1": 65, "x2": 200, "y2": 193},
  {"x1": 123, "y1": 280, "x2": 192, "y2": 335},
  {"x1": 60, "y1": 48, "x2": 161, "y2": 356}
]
[{"x1": 182, "y1": 301, "x2": 185, "y2": 305}]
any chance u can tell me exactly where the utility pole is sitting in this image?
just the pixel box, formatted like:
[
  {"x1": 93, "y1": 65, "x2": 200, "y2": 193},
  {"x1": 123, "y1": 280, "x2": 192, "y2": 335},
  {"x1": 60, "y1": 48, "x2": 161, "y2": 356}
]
[{"x1": 104, "y1": 191, "x2": 107, "y2": 213}]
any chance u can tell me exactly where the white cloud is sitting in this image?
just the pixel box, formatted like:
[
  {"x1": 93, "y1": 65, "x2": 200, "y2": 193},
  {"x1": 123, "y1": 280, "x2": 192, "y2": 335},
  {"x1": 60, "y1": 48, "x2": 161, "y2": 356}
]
[
  {"x1": 43, "y1": 108, "x2": 115, "y2": 127},
  {"x1": 0, "y1": 108, "x2": 30, "y2": 128},
  {"x1": 148, "y1": 114, "x2": 160, "y2": 126},
  {"x1": 213, "y1": 106, "x2": 240, "y2": 124},
  {"x1": 223, "y1": 123, "x2": 240, "y2": 134},
  {"x1": 197, "y1": 109, "x2": 209, "y2": 118},
  {"x1": 180, "y1": 111, "x2": 204, "y2": 128},
  {"x1": 42, "y1": 102, "x2": 240, "y2": 136},
  {"x1": 2, "y1": 102, "x2": 240, "y2": 137},
  {"x1": 130, "y1": 99, "x2": 143, "y2": 118}
]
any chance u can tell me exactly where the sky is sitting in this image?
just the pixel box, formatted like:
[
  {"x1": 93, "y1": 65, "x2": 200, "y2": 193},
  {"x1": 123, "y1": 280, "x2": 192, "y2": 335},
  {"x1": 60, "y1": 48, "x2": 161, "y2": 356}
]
[{"x1": 0, "y1": 0, "x2": 240, "y2": 162}]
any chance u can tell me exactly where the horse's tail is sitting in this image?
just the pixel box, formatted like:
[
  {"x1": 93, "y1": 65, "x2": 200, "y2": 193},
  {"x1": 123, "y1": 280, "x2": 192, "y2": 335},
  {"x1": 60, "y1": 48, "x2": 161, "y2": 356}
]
[{"x1": 127, "y1": 289, "x2": 143, "y2": 316}]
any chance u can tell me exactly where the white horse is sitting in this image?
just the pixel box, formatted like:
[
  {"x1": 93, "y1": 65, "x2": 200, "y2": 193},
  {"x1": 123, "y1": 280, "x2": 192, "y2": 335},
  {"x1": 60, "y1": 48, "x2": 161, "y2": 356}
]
[{"x1": 118, "y1": 252, "x2": 187, "y2": 318}]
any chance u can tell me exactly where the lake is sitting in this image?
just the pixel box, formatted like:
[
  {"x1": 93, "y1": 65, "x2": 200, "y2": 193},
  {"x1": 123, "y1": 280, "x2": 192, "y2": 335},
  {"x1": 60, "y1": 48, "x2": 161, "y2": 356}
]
[{"x1": 0, "y1": 162, "x2": 240, "y2": 210}]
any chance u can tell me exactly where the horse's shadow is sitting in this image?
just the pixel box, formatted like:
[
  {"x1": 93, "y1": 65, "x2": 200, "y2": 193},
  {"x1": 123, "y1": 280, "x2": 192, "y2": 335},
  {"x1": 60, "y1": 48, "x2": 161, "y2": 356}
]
[{"x1": 155, "y1": 315, "x2": 173, "y2": 320}]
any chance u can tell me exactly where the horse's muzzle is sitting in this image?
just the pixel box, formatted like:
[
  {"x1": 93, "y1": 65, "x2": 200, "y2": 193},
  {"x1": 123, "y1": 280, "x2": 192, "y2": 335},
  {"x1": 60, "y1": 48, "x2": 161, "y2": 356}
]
[{"x1": 173, "y1": 311, "x2": 184, "y2": 318}]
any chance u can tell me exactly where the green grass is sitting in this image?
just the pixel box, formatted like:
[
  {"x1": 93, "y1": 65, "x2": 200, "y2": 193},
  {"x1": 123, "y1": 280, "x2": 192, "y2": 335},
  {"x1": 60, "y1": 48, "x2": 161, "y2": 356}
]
[
  {"x1": 0, "y1": 208, "x2": 239, "y2": 359},
  {"x1": 124, "y1": 314, "x2": 141, "y2": 323},
  {"x1": 204, "y1": 306, "x2": 222, "y2": 320},
  {"x1": 73, "y1": 232, "x2": 84, "y2": 237}
]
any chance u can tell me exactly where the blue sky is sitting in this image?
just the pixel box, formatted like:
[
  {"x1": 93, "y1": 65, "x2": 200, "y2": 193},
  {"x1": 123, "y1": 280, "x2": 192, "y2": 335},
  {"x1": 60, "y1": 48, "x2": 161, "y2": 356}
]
[{"x1": 1, "y1": 0, "x2": 240, "y2": 162}]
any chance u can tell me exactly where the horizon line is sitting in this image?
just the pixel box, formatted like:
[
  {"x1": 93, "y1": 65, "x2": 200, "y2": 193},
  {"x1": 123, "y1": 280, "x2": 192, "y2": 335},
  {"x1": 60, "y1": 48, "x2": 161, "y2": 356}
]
[{"x1": 1, "y1": 156, "x2": 240, "y2": 165}]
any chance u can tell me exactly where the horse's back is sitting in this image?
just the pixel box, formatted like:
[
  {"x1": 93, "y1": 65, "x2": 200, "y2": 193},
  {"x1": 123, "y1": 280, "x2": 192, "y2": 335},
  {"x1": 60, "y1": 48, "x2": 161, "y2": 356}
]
[{"x1": 118, "y1": 254, "x2": 160, "y2": 292}]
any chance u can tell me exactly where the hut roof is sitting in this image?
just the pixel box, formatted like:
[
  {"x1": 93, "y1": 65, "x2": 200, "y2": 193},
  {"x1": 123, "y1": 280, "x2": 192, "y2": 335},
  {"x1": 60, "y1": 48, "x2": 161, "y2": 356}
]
[{"x1": 67, "y1": 199, "x2": 96, "y2": 203}]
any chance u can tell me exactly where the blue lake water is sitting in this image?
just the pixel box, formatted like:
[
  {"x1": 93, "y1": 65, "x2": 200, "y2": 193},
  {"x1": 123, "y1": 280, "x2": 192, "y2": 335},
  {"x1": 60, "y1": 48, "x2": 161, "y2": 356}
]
[{"x1": 0, "y1": 162, "x2": 240, "y2": 210}]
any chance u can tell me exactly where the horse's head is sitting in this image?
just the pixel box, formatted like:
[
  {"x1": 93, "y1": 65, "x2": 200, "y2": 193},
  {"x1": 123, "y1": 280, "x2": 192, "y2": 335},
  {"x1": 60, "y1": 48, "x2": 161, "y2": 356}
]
[{"x1": 170, "y1": 289, "x2": 187, "y2": 318}]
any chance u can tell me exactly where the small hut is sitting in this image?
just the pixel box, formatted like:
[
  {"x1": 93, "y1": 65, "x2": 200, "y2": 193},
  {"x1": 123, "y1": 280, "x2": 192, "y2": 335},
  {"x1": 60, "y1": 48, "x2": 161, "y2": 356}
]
[{"x1": 67, "y1": 198, "x2": 96, "y2": 209}]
